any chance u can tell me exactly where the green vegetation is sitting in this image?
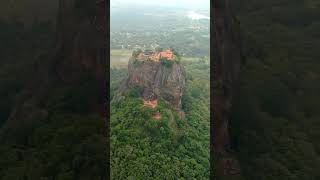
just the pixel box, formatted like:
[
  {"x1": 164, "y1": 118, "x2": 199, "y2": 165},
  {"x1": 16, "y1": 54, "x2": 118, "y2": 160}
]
[
  {"x1": 160, "y1": 58, "x2": 174, "y2": 68},
  {"x1": 229, "y1": 1, "x2": 320, "y2": 179},
  {"x1": 125, "y1": 85, "x2": 144, "y2": 98},
  {"x1": 110, "y1": 57, "x2": 210, "y2": 179},
  {"x1": 132, "y1": 49, "x2": 142, "y2": 58},
  {"x1": 155, "y1": 47, "x2": 163, "y2": 52}
]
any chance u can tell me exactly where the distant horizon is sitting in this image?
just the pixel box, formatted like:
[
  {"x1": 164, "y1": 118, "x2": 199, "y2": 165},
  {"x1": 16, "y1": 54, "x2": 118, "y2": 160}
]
[
  {"x1": 187, "y1": 11, "x2": 210, "y2": 20},
  {"x1": 111, "y1": 0, "x2": 209, "y2": 10}
]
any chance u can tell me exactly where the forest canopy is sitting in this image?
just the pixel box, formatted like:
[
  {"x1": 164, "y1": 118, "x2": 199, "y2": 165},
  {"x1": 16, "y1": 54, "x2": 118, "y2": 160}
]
[{"x1": 229, "y1": 0, "x2": 320, "y2": 179}]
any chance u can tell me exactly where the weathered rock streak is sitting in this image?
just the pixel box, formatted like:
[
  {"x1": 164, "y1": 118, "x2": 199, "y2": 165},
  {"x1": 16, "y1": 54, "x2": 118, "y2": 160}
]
[{"x1": 126, "y1": 58, "x2": 186, "y2": 110}]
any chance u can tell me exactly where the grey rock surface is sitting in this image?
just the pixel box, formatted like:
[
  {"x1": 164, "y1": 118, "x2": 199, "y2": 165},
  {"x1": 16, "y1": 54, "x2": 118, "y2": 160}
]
[{"x1": 125, "y1": 58, "x2": 186, "y2": 110}]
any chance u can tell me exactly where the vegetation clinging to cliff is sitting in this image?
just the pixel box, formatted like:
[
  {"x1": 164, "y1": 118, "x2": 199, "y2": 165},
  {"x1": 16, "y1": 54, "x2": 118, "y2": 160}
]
[{"x1": 160, "y1": 57, "x2": 174, "y2": 68}]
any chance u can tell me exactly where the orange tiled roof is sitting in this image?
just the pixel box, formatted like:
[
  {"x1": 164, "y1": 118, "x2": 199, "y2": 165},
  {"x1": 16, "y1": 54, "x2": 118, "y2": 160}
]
[
  {"x1": 138, "y1": 49, "x2": 174, "y2": 61},
  {"x1": 160, "y1": 50, "x2": 173, "y2": 60}
]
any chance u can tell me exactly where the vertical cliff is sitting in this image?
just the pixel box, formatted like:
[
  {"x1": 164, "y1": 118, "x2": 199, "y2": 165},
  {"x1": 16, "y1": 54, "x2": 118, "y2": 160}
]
[
  {"x1": 0, "y1": 0, "x2": 108, "y2": 179},
  {"x1": 55, "y1": 0, "x2": 107, "y2": 113},
  {"x1": 212, "y1": 0, "x2": 245, "y2": 178},
  {"x1": 0, "y1": 0, "x2": 59, "y2": 24},
  {"x1": 123, "y1": 56, "x2": 186, "y2": 111},
  {"x1": 2, "y1": 0, "x2": 107, "y2": 124}
]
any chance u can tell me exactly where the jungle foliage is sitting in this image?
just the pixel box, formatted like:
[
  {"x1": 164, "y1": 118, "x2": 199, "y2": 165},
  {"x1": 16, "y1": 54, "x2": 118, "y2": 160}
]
[
  {"x1": 110, "y1": 57, "x2": 210, "y2": 179},
  {"x1": 230, "y1": 1, "x2": 320, "y2": 179}
]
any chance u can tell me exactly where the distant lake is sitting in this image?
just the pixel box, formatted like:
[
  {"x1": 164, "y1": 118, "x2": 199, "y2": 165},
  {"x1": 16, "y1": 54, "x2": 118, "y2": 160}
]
[{"x1": 187, "y1": 11, "x2": 210, "y2": 20}]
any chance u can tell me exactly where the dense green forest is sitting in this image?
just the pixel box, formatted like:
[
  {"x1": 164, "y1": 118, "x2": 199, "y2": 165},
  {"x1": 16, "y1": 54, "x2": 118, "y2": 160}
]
[
  {"x1": 110, "y1": 57, "x2": 210, "y2": 179},
  {"x1": 230, "y1": 0, "x2": 320, "y2": 179}
]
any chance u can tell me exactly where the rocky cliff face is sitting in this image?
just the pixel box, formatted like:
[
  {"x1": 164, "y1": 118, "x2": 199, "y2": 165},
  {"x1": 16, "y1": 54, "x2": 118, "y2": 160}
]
[
  {"x1": 1, "y1": 0, "x2": 107, "y2": 135},
  {"x1": 212, "y1": 0, "x2": 245, "y2": 178},
  {"x1": 56, "y1": 0, "x2": 106, "y2": 83},
  {"x1": 54, "y1": 0, "x2": 107, "y2": 113},
  {"x1": 125, "y1": 58, "x2": 186, "y2": 110},
  {"x1": 0, "y1": 0, "x2": 58, "y2": 24},
  {"x1": 0, "y1": 1, "x2": 108, "y2": 178}
]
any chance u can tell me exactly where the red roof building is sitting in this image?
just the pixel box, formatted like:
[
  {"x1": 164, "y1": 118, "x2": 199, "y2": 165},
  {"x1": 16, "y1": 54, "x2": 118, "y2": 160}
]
[
  {"x1": 159, "y1": 50, "x2": 174, "y2": 60},
  {"x1": 138, "y1": 49, "x2": 174, "y2": 61}
]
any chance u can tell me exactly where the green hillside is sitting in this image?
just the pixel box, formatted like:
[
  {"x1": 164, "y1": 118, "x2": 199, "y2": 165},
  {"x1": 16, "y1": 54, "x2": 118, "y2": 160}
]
[
  {"x1": 230, "y1": 1, "x2": 320, "y2": 179},
  {"x1": 110, "y1": 57, "x2": 210, "y2": 179}
]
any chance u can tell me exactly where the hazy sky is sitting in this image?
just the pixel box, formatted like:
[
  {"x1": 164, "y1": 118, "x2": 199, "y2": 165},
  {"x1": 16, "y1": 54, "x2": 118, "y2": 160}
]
[{"x1": 111, "y1": 0, "x2": 210, "y2": 10}]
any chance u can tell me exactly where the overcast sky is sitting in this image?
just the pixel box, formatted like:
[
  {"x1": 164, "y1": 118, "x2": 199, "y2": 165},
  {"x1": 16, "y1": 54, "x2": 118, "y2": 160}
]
[{"x1": 111, "y1": 0, "x2": 210, "y2": 10}]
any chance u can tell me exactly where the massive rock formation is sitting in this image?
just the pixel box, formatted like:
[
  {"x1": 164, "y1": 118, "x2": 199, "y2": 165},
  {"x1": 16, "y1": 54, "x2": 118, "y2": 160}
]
[
  {"x1": 2, "y1": 0, "x2": 108, "y2": 123},
  {"x1": 0, "y1": 0, "x2": 108, "y2": 178},
  {"x1": 123, "y1": 56, "x2": 186, "y2": 110},
  {"x1": 212, "y1": 0, "x2": 245, "y2": 179},
  {"x1": 0, "y1": 0, "x2": 110, "y2": 179},
  {"x1": 55, "y1": 0, "x2": 107, "y2": 113},
  {"x1": 0, "y1": 0, "x2": 59, "y2": 24}
]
